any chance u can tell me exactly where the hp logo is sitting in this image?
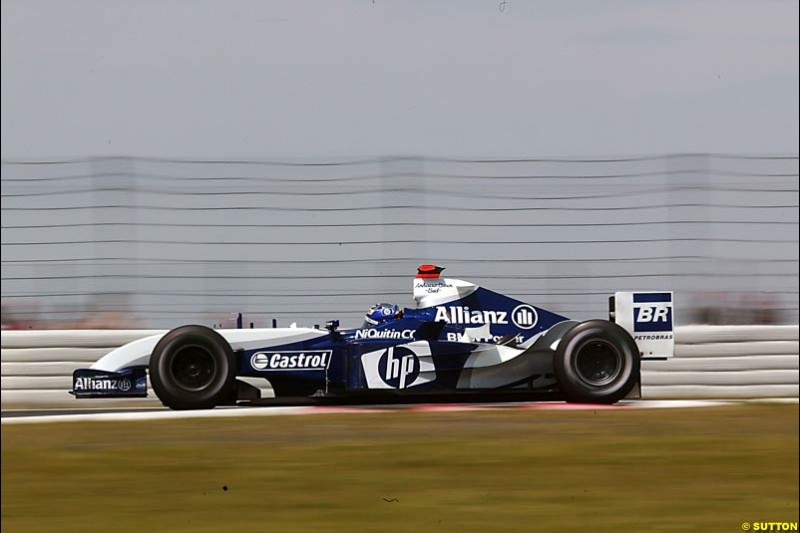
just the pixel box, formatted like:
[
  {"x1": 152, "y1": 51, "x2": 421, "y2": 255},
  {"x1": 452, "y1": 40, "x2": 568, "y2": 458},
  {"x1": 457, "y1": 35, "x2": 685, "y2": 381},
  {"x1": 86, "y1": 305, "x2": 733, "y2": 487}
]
[
  {"x1": 378, "y1": 347, "x2": 420, "y2": 389},
  {"x1": 511, "y1": 304, "x2": 538, "y2": 330}
]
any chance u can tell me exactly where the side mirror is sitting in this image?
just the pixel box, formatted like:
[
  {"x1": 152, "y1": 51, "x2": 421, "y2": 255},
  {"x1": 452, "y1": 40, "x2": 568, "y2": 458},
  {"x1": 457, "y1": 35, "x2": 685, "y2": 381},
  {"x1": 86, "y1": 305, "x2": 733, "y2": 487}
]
[{"x1": 325, "y1": 320, "x2": 340, "y2": 332}]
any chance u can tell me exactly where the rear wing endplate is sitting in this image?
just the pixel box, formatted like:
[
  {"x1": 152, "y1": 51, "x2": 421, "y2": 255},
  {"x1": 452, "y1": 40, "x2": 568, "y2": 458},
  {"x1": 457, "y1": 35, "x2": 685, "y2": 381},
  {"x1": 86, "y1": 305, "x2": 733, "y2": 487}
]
[{"x1": 610, "y1": 292, "x2": 674, "y2": 359}]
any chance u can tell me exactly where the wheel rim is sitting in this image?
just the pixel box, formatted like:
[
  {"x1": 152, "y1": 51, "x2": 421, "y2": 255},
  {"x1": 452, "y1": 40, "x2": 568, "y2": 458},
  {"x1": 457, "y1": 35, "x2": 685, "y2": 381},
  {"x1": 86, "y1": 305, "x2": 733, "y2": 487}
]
[
  {"x1": 573, "y1": 339, "x2": 622, "y2": 387},
  {"x1": 170, "y1": 345, "x2": 216, "y2": 391}
]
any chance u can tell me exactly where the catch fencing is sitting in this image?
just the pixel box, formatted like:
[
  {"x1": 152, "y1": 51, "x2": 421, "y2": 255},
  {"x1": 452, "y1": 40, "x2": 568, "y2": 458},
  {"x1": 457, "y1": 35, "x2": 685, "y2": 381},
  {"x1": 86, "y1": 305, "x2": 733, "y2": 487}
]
[
  {"x1": 2, "y1": 154, "x2": 798, "y2": 330},
  {"x1": 1, "y1": 325, "x2": 797, "y2": 406}
]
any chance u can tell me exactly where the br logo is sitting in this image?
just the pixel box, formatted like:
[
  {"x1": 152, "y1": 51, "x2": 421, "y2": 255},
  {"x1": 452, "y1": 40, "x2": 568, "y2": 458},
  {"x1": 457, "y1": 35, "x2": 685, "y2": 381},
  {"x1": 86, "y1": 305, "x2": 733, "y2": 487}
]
[
  {"x1": 634, "y1": 306, "x2": 673, "y2": 332},
  {"x1": 378, "y1": 346, "x2": 420, "y2": 389},
  {"x1": 637, "y1": 307, "x2": 670, "y2": 323}
]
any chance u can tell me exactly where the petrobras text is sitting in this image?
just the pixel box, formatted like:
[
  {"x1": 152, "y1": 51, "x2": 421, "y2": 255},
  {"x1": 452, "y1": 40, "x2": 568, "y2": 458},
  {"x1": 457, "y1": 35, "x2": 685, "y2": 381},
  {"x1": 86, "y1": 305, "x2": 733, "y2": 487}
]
[
  {"x1": 250, "y1": 350, "x2": 331, "y2": 371},
  {"x1": 355, "y1": 329, "x2": 416, "y2": 340},
  {"x1": 634, "y1": 334, "x2": 674, "y2": 341},
  {"x1": 74, "y1": 376, "x2": 132, "y2": 392}
]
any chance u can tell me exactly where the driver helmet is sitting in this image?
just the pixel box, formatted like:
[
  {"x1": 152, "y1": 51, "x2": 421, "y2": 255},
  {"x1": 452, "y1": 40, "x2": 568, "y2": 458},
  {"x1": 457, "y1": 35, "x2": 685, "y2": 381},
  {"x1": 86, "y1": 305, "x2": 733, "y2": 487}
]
[{"x1": 363, "y1": 303, "x2": 403, "y2": 327}]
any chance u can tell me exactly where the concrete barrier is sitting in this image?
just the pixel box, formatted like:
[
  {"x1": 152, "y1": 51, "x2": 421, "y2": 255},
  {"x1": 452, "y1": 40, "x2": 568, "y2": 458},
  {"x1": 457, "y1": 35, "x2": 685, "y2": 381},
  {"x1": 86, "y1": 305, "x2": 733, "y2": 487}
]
[
  {"x1": 639, "y1": 325, "x2": 799, "y2": 399},
  {"x1": 2, "y1": 326, "x2": 798, "y2": 405}
]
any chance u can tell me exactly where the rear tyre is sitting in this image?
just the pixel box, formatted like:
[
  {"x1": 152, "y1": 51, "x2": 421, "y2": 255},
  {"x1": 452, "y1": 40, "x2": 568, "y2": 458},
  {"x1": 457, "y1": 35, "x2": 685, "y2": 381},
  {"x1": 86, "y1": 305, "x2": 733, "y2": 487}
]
[
  {"x1": 149, "y1": 325, "x2": 236, "y2": 410},
  {"x1": 553, "y1": 320, "x2": 640, "y2": 404}
]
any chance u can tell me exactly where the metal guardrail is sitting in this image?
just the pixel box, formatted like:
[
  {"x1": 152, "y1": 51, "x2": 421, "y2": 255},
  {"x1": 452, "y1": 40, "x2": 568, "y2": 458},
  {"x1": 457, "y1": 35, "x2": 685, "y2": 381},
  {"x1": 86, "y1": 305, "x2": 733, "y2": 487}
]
[{"x1": 1, "y1": 325, "x2": 798, "y2": 405}]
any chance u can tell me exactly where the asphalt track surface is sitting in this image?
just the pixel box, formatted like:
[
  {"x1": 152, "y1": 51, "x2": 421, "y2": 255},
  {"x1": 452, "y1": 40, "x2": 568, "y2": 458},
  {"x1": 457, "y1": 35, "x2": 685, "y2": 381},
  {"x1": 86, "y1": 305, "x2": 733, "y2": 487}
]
[{"x1": 4, "y1": 399, "x2": 797, "y2": 424}]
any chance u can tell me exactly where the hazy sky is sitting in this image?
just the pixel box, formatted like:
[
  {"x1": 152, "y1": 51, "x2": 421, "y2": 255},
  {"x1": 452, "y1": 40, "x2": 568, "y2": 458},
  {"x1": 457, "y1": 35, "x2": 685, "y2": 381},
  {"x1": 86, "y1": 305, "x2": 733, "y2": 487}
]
[{"x1": 2, "y1": 0, "x2": 798, "y2": 158}]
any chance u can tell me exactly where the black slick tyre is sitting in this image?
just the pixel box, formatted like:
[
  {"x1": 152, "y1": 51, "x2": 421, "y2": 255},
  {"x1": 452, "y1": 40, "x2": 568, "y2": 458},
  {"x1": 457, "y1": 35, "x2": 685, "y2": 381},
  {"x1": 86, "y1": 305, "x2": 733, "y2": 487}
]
[
  {"x1": 149, "y1": 325, "x2": 236, "y2": 410},
  {"x1": 553, "y1": 320, "x2": 640, "y2": 404}
]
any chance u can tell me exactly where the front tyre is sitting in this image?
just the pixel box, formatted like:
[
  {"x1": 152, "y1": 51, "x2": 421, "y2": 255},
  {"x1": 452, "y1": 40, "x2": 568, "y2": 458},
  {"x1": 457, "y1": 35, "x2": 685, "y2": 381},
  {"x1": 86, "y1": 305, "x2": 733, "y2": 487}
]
[
  {"x1": 149, "y1": 325, "x2": 236, "y2": 410},
  {"x1": 553, "y1": 320, "x2": 640, "y2": 404}
]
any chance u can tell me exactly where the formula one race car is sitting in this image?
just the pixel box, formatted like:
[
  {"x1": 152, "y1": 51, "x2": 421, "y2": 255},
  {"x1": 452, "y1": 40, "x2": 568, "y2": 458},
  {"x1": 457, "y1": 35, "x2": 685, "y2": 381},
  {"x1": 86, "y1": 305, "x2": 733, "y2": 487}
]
[{"x1": 71, "y1": 265, "x2": 674, "y2": 409}]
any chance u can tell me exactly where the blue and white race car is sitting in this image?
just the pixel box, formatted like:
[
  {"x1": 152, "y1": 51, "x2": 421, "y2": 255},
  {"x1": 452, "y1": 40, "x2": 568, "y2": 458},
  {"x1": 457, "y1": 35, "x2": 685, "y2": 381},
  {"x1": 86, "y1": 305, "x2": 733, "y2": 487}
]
[{"x1": 71, "y1": 265, "x2": 674, "y2": 409}]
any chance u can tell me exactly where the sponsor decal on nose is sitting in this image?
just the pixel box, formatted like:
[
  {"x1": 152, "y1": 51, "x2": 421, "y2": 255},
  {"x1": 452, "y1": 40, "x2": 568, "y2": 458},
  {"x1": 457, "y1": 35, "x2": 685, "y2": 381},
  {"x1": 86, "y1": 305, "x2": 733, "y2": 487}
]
[{"x1": 72, "y1": 369, "x2": 147, "y2": 396}]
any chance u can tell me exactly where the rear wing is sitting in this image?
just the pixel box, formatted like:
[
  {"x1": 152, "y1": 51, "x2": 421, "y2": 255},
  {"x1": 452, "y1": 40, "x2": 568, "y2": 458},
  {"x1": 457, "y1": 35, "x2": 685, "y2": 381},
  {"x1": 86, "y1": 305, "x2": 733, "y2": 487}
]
[{"x1": 610, "y1": 292, "x2": 674, "y2": 359}]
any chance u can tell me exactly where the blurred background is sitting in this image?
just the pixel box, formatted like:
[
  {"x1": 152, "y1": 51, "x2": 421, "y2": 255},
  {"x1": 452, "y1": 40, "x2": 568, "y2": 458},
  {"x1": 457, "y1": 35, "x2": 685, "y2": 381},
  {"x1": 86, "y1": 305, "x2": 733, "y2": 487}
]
[
  {"x1": 2, "y1": 0, "x2": 798, "y2": 330},
  {"x1": 2, "y1": 153, "x2": 797, "y2": 329}
]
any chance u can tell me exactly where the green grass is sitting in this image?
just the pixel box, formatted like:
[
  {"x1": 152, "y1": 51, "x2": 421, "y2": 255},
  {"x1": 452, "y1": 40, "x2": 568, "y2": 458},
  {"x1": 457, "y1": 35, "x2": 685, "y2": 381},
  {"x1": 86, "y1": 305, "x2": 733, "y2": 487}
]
[{"x1": 2, "y1": 405, "x2": 798, "y2": 533}]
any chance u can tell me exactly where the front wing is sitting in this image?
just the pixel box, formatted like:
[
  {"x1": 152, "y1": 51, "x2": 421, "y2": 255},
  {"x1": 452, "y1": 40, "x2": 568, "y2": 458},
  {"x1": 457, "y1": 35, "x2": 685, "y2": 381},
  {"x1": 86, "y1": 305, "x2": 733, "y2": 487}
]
[{"x1": 71, "y1": 368, "x2": 148, "y2": 398}]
